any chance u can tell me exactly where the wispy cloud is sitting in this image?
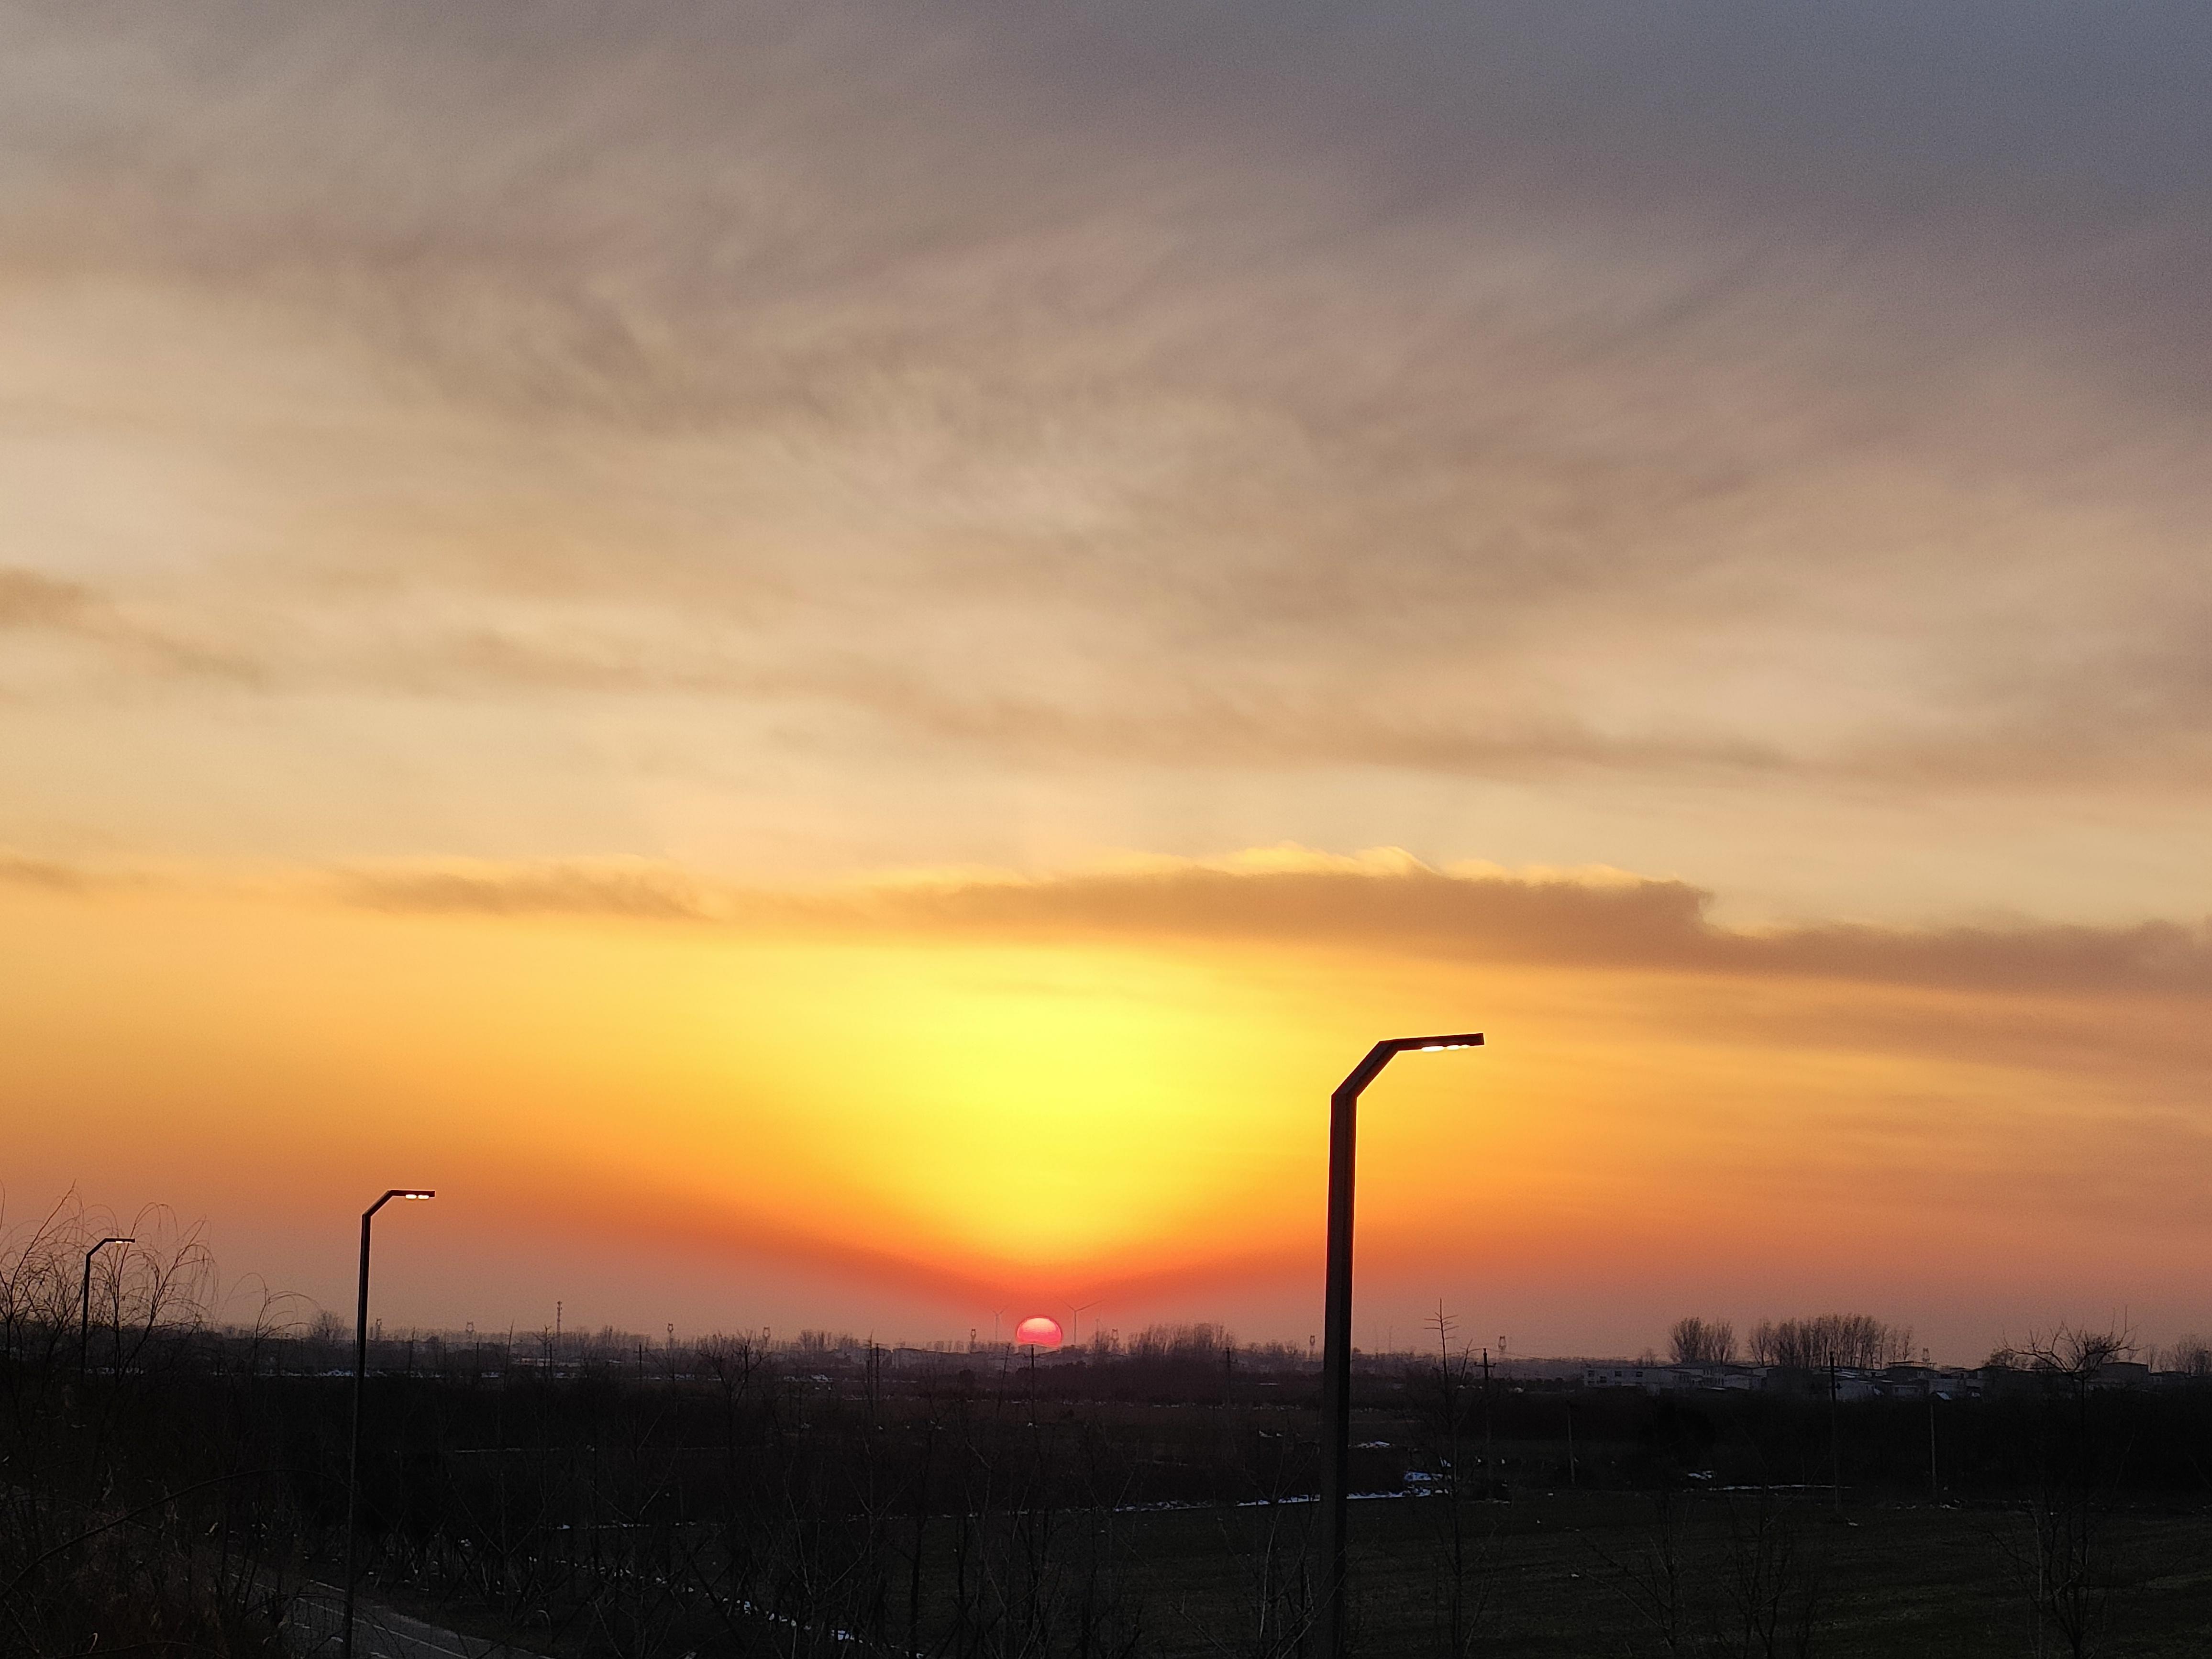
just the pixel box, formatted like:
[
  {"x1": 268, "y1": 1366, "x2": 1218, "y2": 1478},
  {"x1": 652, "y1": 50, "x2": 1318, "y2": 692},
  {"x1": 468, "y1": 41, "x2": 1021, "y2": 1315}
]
[
  {"x1": 334, "y1": 861, "x2": 719, "y2": 922},
  {"x1": 0, "y1": 570, "x2": 98, "y2": 630},
  {"x1": 0, "y1": 566, "x2": 257, "y2": 682},
  {"x1": 3, "y1": 2, "x2": 2210, "y2": 914},
  {"x1": 12, "y1": 3, "x2": 2212, "y2": 1349},
  {"x1": 0, "y1": 850, "x2": 101, "y2": 892}
]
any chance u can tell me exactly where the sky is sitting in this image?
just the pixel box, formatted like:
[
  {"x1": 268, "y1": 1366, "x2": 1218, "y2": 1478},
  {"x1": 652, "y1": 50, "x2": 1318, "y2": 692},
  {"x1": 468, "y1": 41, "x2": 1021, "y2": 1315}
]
[{"x1": 4, "y1": 1, "x2": 2211, "y2": 1362}]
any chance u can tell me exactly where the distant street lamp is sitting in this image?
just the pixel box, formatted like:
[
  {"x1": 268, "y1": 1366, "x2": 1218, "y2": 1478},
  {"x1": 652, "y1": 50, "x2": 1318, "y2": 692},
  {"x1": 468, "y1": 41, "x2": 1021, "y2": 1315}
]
[
  {"x1": 1317, "y1": 1035, "x2": 1482, "y2": 1659},
  {"x1": 77, "y1": 1236, "x2": 133, "y2": 1382},
  {"x1": 342, "y1": 1189, "x2": 434, "y2": 1659}
]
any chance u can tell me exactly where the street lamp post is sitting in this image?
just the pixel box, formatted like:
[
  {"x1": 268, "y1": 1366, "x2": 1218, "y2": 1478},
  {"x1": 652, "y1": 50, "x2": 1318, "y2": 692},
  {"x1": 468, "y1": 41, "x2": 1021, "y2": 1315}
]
[
  {"x1": 342, "y1": 1189, "x2": 434, "y2": 1659},
  {"x1": 1316, "y1": 1034, "x2": 1482, "y2": 1659},
  {"x1": 78, "y1": 1236, "x2": 133, "y2": 1383}
]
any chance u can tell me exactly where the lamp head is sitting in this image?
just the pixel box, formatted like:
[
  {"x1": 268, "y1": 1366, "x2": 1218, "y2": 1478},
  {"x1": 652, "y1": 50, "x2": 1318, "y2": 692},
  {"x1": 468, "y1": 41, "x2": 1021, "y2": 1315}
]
[
  {"x1": 399, "y1": 1191, "x2": 435, "y2": 1200},
  {"x1": 1401, "y1": 1033, "x2": 1484, "y2": 1053},
  {"x1": 1336, "y1": 1032, "x2": 1484, "y2": 1100}
]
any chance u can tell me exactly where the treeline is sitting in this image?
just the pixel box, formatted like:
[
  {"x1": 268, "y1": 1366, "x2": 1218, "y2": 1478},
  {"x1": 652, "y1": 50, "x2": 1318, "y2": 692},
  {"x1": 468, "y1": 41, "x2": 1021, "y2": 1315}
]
[
  {"x1": 12, "y1": 1198, "x2": 2212, "y2": 1658},
  {"x1": 1669, "y1": 1311, "x2": 2212, "y2": 1375},
  {"x1": 1666, "y1": 1314, "x2": 1916, "y2": 1369},
  {"x1": 0, "y1": 1203, "x2": 1324, "y2": 1658},
  {"x1": 413, "y1": 1321, "x2": 1308, "y2": 1368}
]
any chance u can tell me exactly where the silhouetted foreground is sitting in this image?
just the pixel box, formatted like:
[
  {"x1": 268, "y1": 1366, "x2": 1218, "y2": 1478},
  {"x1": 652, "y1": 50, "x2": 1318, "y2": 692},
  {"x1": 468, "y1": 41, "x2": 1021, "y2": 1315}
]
[{"x1": 7, "y1": 1226, "x2": 2212, "y2": 1655}]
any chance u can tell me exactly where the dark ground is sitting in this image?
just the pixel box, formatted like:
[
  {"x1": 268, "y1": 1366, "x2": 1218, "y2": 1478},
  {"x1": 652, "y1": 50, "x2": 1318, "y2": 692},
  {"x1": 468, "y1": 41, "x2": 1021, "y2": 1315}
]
[
  {"x1": 1128, "y1": 1492, "x2": 2212, "y2": 1657},
  {"x1": 11, "y1": 1305, "x2": 2212, "y2": 1657},
  {"x1": 335, "y1": 1368, "x2": 2212, "y2": 1659}
]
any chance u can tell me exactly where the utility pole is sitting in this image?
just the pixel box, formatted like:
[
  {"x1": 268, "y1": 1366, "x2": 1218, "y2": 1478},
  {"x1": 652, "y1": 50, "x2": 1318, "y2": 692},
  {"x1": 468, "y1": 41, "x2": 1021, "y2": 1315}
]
[
  {"x1": 1927, "y1": 1384, "x2": 1939, "y2": 1503},
  {"x1": 1482, "y1": 1347, "x2": 1493, "y2": 1499},
  {"x1": 1829, "y1": 1360, "x2": 1842, "y2": 1513}
]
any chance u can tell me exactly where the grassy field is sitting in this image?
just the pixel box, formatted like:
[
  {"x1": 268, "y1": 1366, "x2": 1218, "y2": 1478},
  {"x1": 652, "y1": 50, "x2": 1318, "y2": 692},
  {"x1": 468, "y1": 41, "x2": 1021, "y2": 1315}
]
[
  {"x1": 1120, "y1": 1491, "x2": 2212, "y2": 1657},
  {"x1": 18, "y1": 1293, "x2": 2212, "y2": 1658},
  {"x1": 381, "y1": 1485, "x2": 2212, "y2": 1656}
]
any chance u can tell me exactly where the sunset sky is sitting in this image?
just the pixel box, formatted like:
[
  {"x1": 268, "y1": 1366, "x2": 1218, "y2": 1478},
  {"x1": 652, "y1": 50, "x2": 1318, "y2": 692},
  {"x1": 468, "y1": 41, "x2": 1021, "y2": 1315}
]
[{"x1": 4, "y1": 2, "x2": 2210, "y2": 1362}]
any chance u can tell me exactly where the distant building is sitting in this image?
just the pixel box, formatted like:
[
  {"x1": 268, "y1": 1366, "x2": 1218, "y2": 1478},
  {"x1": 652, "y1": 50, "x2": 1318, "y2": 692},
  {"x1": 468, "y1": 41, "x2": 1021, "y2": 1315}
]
[
  {"x1": 1677, "y1": 1363, "x2": 1756, "y2": 1392},
  {"x1": 1582, "y1": 1364, "x2": 1674, "y2": 1392},
  {"x1": 1877, "y1": 1364, "x2": 1980, "y2": 1400},
  {"x1": 1580, "y1": 1361, "x2": 1986, "y2": 1400},
  {"x1": 1580, "y1": 1362, "x2": 1758, "y2": 1393},
  {"x1": 1977, "y1": 1358, "x2": 2151, "y2": 1396}
]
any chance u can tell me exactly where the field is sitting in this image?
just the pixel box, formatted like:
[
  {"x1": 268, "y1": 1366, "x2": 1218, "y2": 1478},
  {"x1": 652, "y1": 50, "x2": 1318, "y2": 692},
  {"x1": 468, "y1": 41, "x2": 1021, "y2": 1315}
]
[
  {"x1": 9, "y1": 1296, "x2": 2212, "y2": 1657},
  {"x1": 322, "y1": 1361, "x2": 2212, "y2": 1658},
  {"x1": 1122, "y1": 1492, "x2": 2212, "y2": 1657}
]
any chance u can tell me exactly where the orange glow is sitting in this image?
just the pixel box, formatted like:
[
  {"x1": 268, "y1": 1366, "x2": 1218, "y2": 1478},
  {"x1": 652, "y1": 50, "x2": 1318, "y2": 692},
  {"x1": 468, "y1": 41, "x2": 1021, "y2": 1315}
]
[
  {"x1": 3, "y1": 860, "x2": 2209, "y2": 1359},
  {"x1": 9, "y1": 5, "x2": 2211, "y2": 1377}
]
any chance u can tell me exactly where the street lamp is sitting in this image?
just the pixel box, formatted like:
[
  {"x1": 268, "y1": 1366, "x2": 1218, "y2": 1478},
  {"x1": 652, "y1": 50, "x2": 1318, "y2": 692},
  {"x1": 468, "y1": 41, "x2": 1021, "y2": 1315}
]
[
  {"x1": 78, "y1": 1236, "x2": 133, "y2": 1382},
  {"x1": 342, "y1": 1189, "x2": 434, "y2": 1659},
  {"x1": 1316, "y1": 1034, "x2": 1482, "y2": 1659}
]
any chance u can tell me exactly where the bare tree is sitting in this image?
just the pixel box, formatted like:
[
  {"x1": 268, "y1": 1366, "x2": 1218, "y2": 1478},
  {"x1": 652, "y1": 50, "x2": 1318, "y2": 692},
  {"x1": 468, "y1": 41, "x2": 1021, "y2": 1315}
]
[
  {"x1": 1132, "y1": 1322, "x2": 1233, "y2": 1361},
  {"x1": 1747, "y1": 1316, "x2": 1910, "y2": 1370},
  {"x1": 0, "y1": 1197, "x2": 302, "y2": 1653},
  {"x1": 1710, "y1": 1491, "x2": 1823, "y2": 1659},
  {"x1": 1670, "y1": 1318, "x2": 1737, "y2": 1366},
  {"x1": 2160, "y1": 1334, "x2": 2212, "y2": 1377},
  {"x1": 1997, "y1": 1325, "x2": 2138, "y2": 1659},
  {"x1": 1421, "y1": 1303, "x2": 1493, "y2": 1658},
  {"x1": 1591, "y1": 1488, "x2": 1696, "y2": 1657}
]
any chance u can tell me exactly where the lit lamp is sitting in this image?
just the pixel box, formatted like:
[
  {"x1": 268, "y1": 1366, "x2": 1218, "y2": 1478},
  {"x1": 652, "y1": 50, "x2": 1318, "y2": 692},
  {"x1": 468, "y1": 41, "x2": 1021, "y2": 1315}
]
[
  {"x1": 1316, "y1": 1036, "x2": 1482, "y2": 1658},
  {"x1": 342, "y1": 1190, "x2": 434, "y2": 1659},
  {"x1": 77, "y1": 1235, "x2": 133, "y2": 1382}
]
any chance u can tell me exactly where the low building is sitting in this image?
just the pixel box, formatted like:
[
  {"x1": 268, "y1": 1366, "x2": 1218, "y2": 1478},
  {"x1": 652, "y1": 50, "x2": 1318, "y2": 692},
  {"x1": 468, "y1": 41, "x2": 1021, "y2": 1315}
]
[{"x1": 1582, "y1": 1363, "x2": 1675, "y2": 1392}]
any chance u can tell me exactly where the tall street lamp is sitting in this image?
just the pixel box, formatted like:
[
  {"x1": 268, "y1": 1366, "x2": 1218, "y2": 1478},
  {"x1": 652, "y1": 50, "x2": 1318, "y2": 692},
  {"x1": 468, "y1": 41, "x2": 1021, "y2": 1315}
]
[
  {"x1": 78, "y1": 1235, "x2": 133, "y2": 1382},
  {"x1": 1317, "y1": 1034, "x2": 1482, "y2": 1659},
  {"x1": 343, "y1": 1189, "x2": 434, "y2": 1659}
]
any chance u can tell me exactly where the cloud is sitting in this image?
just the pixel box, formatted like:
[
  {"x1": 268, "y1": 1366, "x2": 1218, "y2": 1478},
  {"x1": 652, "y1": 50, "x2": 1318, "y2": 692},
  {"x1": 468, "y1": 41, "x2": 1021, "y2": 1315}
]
[
  {"x1": 872, "y1": 855, "x2": 2212, "y2": 998},
  {"x1": 333, "y1": 861, "x2": 718, "y2": 922},
  {"x1": 0, "y1": 569, "x2": 97, "y2": 630},
  {"x1": 0, "y1": 566, "x2": 257, "y2": 682},
  {"x1": 325, "y1": 850, "x2": 2212, "y2": 1000},
  {"x1": 0, "y1": 851, "x2": 101, "y2": 893},
  {"x1": 1, "y1": 0, "x2": 2210, "y2": 904}
]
